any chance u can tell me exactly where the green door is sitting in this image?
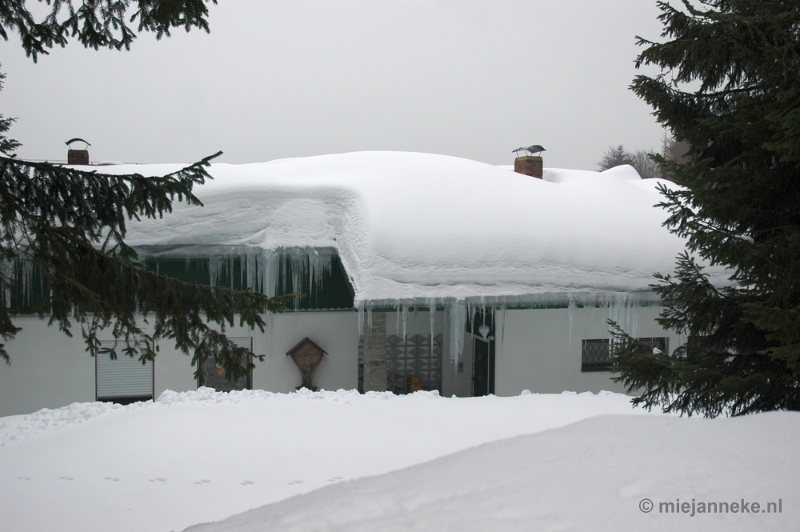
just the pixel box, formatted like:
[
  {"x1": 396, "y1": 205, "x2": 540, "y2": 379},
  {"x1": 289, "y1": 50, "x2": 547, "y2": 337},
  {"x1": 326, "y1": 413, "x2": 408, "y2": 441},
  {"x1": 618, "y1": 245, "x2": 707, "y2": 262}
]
[{"x1": 472, "y1": 337, "x2": 495, "y2": 396}]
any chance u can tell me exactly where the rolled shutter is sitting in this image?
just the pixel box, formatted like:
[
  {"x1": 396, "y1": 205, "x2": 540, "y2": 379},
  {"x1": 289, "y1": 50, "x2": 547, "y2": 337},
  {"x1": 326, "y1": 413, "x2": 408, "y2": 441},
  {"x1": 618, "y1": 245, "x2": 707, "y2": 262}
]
[{"x1": 96, "y1": 341, "x2": 154, "y2": 402}]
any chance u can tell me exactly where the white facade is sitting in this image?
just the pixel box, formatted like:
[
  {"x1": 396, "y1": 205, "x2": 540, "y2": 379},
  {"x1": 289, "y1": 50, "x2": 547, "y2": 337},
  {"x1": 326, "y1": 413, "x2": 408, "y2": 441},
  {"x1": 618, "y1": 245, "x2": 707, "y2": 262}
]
[
  {"x1": 493, "y1": 305, "x2": 677, "y2": 395},
  {"x1": 0, "y1": 311, "x2": 358, "y2": 416},
  {"x1": 0, "y1": 304, "x2": 680, "y2": 417}
]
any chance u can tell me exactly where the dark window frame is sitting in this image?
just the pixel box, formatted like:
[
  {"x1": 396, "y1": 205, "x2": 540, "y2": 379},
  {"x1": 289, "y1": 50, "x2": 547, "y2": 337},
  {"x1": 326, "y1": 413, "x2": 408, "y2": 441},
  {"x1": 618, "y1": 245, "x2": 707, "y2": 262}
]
[
  {"x1": 581, "y1": 336, "x2": 669, "y2": 372},
  {"x1": 581, "y1": 339, "x2": 611, "y2": 372}
]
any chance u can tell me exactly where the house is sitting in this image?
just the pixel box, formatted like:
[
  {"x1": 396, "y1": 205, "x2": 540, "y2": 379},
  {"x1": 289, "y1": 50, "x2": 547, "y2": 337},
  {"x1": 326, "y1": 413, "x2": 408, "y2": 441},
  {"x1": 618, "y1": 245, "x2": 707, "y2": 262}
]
[{"x1": 0, "y1": 151, "x2": 729, "y2": 416}]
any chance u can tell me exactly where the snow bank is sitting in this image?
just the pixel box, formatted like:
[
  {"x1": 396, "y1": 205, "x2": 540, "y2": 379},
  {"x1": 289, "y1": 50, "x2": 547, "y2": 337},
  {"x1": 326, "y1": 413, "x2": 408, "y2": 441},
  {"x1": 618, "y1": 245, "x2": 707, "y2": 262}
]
[
  {"x1": 185, "y1": 412, "x2": 799, "y2": 532},
  {"x1": 111, "y1": 152, "x2": 723, "y2": 305},
  {"x1": 0, "y1": 388, "x2": 660, "y2": 532},
  {"x1": 2, "y1": 389, "x2": 794, "y2": 532}
]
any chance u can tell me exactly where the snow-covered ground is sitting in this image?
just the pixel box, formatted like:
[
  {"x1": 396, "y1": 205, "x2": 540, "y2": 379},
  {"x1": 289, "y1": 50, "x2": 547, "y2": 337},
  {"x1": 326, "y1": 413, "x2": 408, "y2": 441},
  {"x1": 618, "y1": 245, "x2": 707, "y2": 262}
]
[{"x1": 1, "y1": 388, "x2": 796, "y2": 532}]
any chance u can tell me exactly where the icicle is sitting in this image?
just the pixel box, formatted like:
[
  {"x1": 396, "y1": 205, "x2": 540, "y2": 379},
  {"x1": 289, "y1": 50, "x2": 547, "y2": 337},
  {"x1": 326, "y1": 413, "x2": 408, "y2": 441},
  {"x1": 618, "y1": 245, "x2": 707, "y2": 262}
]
[
  {"x1": 401, "y1": 304, "x2": 409, "y2": 345},
  {"x1": 428, "y1": 298, "x2": 436, "y2": 359},
  {"x1": 499, "y1": 306, "x2": 507, "y2": 362},
  {"x1": 265, "y1": 251, "x2": 279, "y2": 298},
  {"x1": 467, "y1": 301, "x2": 476, "y2": 337},
  {"x1": 567, "y1": 295, "x2": 576, "y2": 353},
  {"x1": 207, "y1": 257, "x2": 226, "y2": 288},
  {"x1": 448, "y1": 300, "x2": 467, "y2": 366},
  {"x1": 606, "y1": 292, "x2": 640, "y2": 338},
  {"x1": 308, "y1": 250, "x2": 317, "y2": 301},
  {"x1": 356, "y1": 301, "x2": 365, "y2": 337},
  {"x1": 289, "y1": 252, "x2": 305, "y2": 310},
  {"x1": 367, "y1": 306, "x2": 373, "y2": 334},
  {"x1": 246, "y1": 253, "x2": 257, "y2": 293},
  {"x1": 395, "y1": 301, "x2": 401, "y2": 336},
  {"x1": 279, "y1": 250, "x2": 288, "y2": 295}
]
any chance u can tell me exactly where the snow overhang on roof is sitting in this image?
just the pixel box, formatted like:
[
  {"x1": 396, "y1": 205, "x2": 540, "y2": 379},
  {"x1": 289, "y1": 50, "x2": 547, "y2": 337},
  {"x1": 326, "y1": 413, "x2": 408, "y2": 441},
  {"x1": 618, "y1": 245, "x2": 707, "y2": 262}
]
[{"x1": 117, "y1": 151, "x2": 727, "y2": 306}]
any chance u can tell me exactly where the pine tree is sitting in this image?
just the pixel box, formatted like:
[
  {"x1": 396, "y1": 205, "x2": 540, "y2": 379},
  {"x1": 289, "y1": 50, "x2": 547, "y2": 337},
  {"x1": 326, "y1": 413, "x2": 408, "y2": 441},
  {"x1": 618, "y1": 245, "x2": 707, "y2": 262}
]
[
  {"x1": 1, "y1": 1, "x2": 296, "y2": 383},
  {"x1": 1, "y1": 0, "x2": 217, "y2": 61},
  {"x1": 611, "y1": 0, "x2": 800, "y2": 416}
]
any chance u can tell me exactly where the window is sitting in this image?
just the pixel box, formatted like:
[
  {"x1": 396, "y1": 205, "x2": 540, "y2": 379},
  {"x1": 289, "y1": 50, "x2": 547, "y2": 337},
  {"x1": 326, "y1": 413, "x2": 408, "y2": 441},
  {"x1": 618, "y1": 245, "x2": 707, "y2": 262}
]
[
  {"x1": 96, "y1": 341, "x2": 154, "y2": 404},
  {"x1": 199, "y1": 336, "x2": 253, "y2": 392},
  {"x1": 386, "y1": 334, "x2": 443, "y2": 395},
  {"x1": 581, "y1": 339, "x2": 611, "y2": 372},
  {"x1": 581, "y1": 337, "x2": 668, "y2": 372},
  {"x1": 637, "y1": 337, "x2": 669, "y2": 355},
  {"x1": 358, "y1": 334, "x2": 443, "y2": 394}
]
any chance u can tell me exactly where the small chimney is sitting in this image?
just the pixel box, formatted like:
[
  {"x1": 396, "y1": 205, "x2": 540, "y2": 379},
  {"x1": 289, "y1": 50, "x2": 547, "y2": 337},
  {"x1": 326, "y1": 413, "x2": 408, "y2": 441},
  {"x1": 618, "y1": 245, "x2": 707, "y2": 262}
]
[
  {"x1": 512, "y1": 144, "x2": 545, "y2": 178},
  {"x1": 66, "y1": 138, "x2": 91, "y2": 165},
  {"x1": 514, "y1": 155, "x2": 543, "y2": 179}
]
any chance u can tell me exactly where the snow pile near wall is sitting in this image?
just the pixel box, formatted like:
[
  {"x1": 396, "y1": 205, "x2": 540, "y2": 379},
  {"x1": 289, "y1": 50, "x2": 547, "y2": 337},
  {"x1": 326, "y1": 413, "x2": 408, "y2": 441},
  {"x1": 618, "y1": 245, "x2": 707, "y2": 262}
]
[
  {"x1": 115, "y1": 152, "x2": 721, "y2": 304},
  {"x1": 2, "y1": 389, "x2": 795, "y2": 532},
  {"x1": 0, "y1": 389, "x2": 662, "y2": 532},
  {"x1": 186, "y1": 411, "x2": 798, "y2": 532}
]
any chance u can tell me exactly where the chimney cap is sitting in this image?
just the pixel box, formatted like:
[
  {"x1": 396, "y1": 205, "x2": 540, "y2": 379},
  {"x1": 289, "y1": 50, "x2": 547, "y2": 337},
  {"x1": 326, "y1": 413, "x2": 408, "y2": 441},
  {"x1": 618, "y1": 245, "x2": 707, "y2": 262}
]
[
  {"x1": 513, "y1": 145, "x2": 546, "y2": 157},
  {"x1": 65, "y1": 138, "x2": 91, "y2": 149}
]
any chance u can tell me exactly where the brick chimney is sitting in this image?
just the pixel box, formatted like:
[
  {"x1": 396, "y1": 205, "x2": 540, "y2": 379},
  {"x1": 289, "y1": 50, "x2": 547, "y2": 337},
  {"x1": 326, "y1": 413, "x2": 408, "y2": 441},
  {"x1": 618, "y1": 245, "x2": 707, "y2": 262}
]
[
  {"x1": 514, "y1": 155, "x2": 543, "y2": 179},
  {"x1": 66, "y1": 138, "x2": 91, "y2": 165}
]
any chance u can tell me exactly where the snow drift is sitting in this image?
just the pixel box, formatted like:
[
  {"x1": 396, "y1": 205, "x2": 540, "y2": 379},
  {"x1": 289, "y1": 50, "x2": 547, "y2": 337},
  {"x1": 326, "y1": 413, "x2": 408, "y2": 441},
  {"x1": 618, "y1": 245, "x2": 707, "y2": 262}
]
[
  {"x1": 184, "y1": 411, "x2": 799, "y2": 532},
  {"x1": 2, "y1": 389, "x2": 794, "y2": 532},
  {"x1": 1, "y1": 388, "x2": 664, "y2": 532}
]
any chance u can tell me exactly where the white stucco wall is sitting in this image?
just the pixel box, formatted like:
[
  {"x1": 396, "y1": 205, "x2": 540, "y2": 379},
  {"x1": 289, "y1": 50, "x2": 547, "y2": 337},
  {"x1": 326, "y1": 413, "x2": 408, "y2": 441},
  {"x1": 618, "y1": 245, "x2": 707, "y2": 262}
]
[
  {"x1": 494, "y1": 305, "x2": 681, "y2": 396},
  {"x1": 0, "y1": 317, "x2": 96, "y2": 417},
  {"x1": 1, "y1": 311, "x2": 359, "y2": 417},
  {"x1": 254, "y1": 310, "x2": 358, "y2": 393},
  {"x1": 2, "y1": 305, "x2": 685, "y2": 416}
]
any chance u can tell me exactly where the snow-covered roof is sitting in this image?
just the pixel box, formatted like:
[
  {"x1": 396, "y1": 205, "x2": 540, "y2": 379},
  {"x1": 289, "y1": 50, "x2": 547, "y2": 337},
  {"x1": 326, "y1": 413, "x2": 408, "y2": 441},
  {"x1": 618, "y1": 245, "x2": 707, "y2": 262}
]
[{"x1": 117, "y1": 151, "x2": 713, "y2": 305}]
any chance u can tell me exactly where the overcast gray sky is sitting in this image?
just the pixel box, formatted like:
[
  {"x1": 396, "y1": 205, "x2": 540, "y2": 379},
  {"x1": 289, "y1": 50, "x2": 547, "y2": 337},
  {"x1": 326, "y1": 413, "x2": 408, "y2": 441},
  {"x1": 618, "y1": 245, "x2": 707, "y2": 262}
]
[{"x1": 1, "y1": 0, "x2": 667, "y2": 170}]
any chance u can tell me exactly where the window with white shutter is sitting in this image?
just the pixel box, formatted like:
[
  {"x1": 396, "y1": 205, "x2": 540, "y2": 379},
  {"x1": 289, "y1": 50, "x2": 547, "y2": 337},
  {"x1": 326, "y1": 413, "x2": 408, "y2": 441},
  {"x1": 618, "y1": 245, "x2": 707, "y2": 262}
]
[{"x1": 96, "y1": 341, "x2": 154, "y2": 404}]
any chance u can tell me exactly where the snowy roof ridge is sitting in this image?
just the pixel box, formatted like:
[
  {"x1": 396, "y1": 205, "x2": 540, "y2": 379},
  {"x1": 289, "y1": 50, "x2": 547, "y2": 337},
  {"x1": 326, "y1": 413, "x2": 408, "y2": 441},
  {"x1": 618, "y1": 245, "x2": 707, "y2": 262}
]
[{"x1": 115, "y1": 151, "x2": 728, "y2": 302}]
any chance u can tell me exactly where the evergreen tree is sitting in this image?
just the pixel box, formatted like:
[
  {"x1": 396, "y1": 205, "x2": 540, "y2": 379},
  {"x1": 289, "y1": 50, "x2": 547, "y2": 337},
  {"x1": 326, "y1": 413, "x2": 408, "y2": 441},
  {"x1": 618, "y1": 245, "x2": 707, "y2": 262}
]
[
  {"x1": 1, "y1": 1, "x2": 296, "y2": 383},
  {"x1": 1, "y1": 0, "x2": 217, "y2": 61},
  {"x1": 611, "y1": 0, "x2": 800, "y2": 416}
]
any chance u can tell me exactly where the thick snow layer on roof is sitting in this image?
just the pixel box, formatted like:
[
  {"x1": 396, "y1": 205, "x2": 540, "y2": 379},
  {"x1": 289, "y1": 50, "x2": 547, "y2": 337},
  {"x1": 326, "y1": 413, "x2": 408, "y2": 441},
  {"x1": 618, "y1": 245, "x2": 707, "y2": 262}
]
[{"x1": 117, "y1": 151, "x2": 721, "y2": 304}]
